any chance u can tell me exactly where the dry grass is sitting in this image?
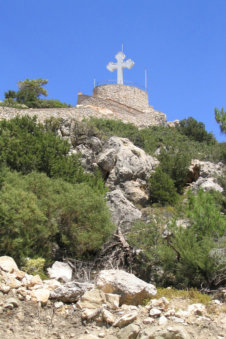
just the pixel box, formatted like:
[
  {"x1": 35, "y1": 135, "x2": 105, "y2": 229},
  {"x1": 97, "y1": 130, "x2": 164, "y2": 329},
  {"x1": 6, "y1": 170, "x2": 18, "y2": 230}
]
[{"x1": 153, "y1": 287, "x2": 212, "y2": 305}]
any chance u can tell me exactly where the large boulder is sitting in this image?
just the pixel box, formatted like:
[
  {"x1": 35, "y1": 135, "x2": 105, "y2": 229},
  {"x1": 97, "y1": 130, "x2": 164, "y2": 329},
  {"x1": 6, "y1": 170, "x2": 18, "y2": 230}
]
[
  {"x1": 47, "y1": 261, "x2": 73, "y2": 283},
  {"x1": 98, "y1": 137, "x2": 158, "y2": 187},
  {"x1": 106, "y1": 189, "x2": 142, "y2": 230},
  {"x1": 96, "y1": 269, "x2": 157, "y2": 305}
]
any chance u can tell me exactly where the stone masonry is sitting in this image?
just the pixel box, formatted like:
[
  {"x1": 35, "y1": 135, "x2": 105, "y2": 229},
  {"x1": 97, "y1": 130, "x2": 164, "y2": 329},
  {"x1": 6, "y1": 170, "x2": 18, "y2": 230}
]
[{"x1": 0, "y1": 84, "x2": 167, "y2": 128}]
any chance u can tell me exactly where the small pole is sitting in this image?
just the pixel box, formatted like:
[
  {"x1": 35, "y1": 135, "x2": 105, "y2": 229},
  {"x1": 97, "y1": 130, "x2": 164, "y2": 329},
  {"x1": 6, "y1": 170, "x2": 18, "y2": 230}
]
[
  {"x1": 121, "y1": 43, "x2": 124, "y2": 53},
  {"x1": 145, "y1": 69, "x2": 147, "y2": 92},
  {"x1": 94, "y1": 78, "x2": 96, "y2": 88}
]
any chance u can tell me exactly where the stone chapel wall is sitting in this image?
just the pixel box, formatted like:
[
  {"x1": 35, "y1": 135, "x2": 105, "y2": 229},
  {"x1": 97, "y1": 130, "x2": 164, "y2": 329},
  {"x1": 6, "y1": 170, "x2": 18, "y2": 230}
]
[{"x1": 93, "y1": 84, "x2": 149, "y2": 112}]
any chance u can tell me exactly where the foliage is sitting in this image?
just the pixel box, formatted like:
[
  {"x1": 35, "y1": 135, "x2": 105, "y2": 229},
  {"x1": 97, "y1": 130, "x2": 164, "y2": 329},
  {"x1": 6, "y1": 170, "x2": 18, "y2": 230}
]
[
  {"x1": 4, "y1": 90, "x2": 17, "y2": 100},
  {"x1": 21, "y1": 258, "x2": 47, "y2": 279},
  {"x1": 85, "y1": 118, "x2": 225, "y2": 164},
  {"x1": 215, "y1": 107, "x2": 226, "y2": 133},
  {"x1": 16, "y1": 78, "x2": 48, "y2": 107},
  {"x1": 0, "y1": 116, "x2": 106, "y2": 194},
  {"x1": 3, "y1": 78, "x2": 70, "y2": 108},
  {"x1": 158, "y1": 148, "x2": 191, "y2": 194},
  {"x1": 176, "y1": 117, "x2": 216, "y2": 144},
  {"x1": 128, "y1": 190, "x2": 226, "y2": 289},
  {"x1": 148, "y1": 169, "x2": 178, "y2": 205},
  {"x1": 0, "y1": 170, "x2": 114, "y2": 265},
  {"x1": 0, "y1": 98, "x2": 27, "y2": 109}
]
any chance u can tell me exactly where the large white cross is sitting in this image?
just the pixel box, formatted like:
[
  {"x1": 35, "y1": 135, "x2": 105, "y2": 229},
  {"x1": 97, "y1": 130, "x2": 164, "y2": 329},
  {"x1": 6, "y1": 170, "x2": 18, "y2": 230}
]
[{"x1": 106, "y1": 51, "x2": 134, "y2": 85}]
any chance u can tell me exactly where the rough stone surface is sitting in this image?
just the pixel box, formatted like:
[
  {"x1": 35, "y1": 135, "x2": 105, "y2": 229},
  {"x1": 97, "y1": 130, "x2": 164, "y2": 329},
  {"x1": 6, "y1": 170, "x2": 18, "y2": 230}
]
[
  {"x1": 47, "y1": 261, "x2": 73, "y2": 283},
  {"x1": 101, "y1": 137, "x2": 158, "y2": 187},
  {"x1": 50, "y1": 281, "x2": 94, "y2": 302},
  {"x1": 0, "y1": 82, "x2": 166, "y2": 130},
  {"x1": 96, "y1": 269, "x2": 157, "y2": 305},
  {"x1": 113, "y1": 311, "x2": 138, "y2": 328},
  {"x1": 30, "y1": 288, "x2": 50, "y2": 305},
  {"x1": 120, "y1": 180, "x2": 149, "y2": 205},
  {"x1": 106, "y1": 189, "x2": 142, "y2": 230},
  {"x1": 117, "y1": 323, "x2": 140, "y2": 338},
  {"x1": 76, "y1": 288, "x2": 120, "y2": 310},
  {"x1": 188, "y1": 160, "x2": 225, "y2": 193},
  {"x1": 0, "y1": 256, "x2": 18, "y2": 273}
]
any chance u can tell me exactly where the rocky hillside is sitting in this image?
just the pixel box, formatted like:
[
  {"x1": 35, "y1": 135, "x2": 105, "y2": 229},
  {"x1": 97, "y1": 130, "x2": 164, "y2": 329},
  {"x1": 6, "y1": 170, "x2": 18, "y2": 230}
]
[{"x1": 0, "y1": 256, "x2": 226, "y2": 339}]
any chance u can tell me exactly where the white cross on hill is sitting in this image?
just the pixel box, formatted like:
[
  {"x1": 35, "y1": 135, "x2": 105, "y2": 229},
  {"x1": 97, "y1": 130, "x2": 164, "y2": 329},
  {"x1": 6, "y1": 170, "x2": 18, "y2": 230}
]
[{"x1": 106, "y1": 51, "x2": 134, "y2": 85}]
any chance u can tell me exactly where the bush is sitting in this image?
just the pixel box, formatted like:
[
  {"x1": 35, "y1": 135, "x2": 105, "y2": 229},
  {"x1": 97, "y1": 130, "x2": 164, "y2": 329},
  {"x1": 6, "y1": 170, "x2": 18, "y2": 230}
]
[
  {"x1": 82, "y1": 118, "x2": 225, "y2": 164},
  {"x1": 149, "y1": 169, "x2": 178, "y2": 205},
  {"x1": 0, "y1": 116, "x2": 106, "y2": 194},
  {"x1": 21, "y1": 258, "x2": 47, "y2": 279},
  {"x1": 177, "y1": 117, "x2": 216, "y2": 144},
  {"x1": 128, "y1": 190, "x2": 226, "y2": 288},
  {"x1": 158, "y1": 148, "x2": 191, "y2": 194},
  {"x1": 0, "y1": 170, "x2": 114, "y2": 264}
]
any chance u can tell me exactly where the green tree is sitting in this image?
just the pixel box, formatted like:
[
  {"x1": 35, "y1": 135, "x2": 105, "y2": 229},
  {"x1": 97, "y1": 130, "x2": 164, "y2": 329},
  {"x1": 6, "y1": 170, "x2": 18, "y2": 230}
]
[
  {"x1": 16, "y1": 78, "x2": 48, "y2": 107},
  {"x1": 177, "y1": 117, "x2": 216, "y2": 144},
  {"x1": 215, "y1": 107, "x2": 226, "y2": 133},
  {"x1": 4, "y1": 90, "x2": 17, "y2": 100}
]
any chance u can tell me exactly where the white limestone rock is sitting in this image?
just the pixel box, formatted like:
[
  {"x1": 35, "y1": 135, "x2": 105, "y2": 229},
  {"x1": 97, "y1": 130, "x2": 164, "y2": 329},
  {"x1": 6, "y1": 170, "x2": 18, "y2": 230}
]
[
  {"x1": 106, "y1": 189, "x2": 142, "y2": 230},
  {"x1": 31, "y1": 288, "x2": 50, "y2": 305},
  {"x1": 188, "y1": 160, "x2": 225, "y2": 193},
  {"x1": 100, "y1": 137, "x2": 158, "y2": 186},
  {"x1": 76, "y1": 288, "x2": 120, "y2": 310},
  {"x1": 192, "y1": 177, "x2": 223, "y2": 193},
  {"x1": 96, "y1": 269, "x2": 156, "y2": 305},
  {"x1": 149, "y1": 308, "x2": 162, "y2": 317},
  {"x1": 47, "y1": 261, "x2": 73, "y2": 283},
  {"x1": 113, "y1": 311, "x2": 138, "y2": 328},
  {"x1": 120, "y1": 180, "x2": 149, "y2": 205},
  {"x1": 0, "y1": 256, "x2": 18, "y2": 273}
]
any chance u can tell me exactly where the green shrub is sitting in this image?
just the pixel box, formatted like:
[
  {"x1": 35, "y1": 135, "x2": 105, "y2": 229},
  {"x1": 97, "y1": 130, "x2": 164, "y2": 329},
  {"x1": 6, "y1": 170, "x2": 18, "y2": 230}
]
[
  {"x1": 0, "y1": 170, "x2": 114, "y2": 264},
  {"x1": 158, "y1": 148, "x2": 191, "y2": 194},
  {"x1": 215, "y1": 107, "x2": 226, "y2": 133},
  {"x1": 128, "y1": 190, "x2": 226, "y2": 289},
  {"x1": 149, "y1": 169, "x2": 178, "y2": 205},
  {"x1": 0, "y1": 116, "x2": 106, "y2": 194},
  {"x1": 177, "y1": 117, "x2": 216, "y2": 144},
  {"x1": 87, "y1": 118, "x2": 225, "y2": 164},
  {"x1": 21, "y1": 258, "x2": 47, "y2": 279}
]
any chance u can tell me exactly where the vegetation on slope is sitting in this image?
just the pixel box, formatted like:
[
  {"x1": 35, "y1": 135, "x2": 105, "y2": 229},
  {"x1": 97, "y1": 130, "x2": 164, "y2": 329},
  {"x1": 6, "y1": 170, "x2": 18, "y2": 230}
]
[
  {"x1": 128, "y1": 190, "x2": 226, "y2": 289},
  {"x1": 0, "y1": 116, "x2": 114, "y2": 265},
  {"x1": 0, "y1": 113, "x2": 225, "y2": 290}
]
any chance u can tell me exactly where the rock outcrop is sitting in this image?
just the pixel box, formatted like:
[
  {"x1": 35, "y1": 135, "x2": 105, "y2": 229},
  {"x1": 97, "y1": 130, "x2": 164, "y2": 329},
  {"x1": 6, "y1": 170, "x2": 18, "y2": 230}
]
[
  {"x1": 70, "y1": 131, "x2": 159, "y2": 231},
  {"x1": 188, "y1": 160, "x2": 225, "y2": 193}
]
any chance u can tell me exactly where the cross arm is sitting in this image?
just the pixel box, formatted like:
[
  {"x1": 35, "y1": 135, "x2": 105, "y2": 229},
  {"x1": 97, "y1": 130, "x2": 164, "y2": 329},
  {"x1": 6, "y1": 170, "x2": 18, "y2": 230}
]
[
  {"x1": 106, "y1": 62, "x2": 117, "y2": 72},
  {"x1": 123, "y1": 59, "x2": 135, "y2": 69}
]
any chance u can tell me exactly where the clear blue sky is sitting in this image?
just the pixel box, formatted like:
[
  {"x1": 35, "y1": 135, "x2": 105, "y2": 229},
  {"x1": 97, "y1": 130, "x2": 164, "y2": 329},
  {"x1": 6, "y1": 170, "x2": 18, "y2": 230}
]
[{"x1": 1, "y1": 0, "x2": 226, "y2": 141}]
